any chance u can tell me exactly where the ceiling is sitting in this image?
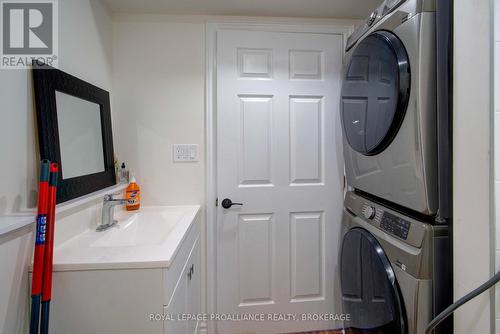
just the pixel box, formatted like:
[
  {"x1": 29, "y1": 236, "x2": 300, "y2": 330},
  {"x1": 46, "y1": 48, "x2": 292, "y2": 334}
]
[{"x1": 102, "y1": 0, "x2": 381, "y2": 19}]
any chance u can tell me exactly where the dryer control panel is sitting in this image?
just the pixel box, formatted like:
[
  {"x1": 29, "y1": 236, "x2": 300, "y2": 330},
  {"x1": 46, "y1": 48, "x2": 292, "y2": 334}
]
[{"x1": 380, "y1": 212, "x2": 411, "y2": 240}]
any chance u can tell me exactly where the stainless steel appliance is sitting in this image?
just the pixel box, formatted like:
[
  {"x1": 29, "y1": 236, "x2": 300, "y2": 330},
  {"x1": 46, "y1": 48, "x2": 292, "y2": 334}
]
[
  {"x1": 341, "y1": 0, "x2": 438, "y2": 215},
  {"x1": 340, "y1": 191, "x2": 450, "y2": 334}
]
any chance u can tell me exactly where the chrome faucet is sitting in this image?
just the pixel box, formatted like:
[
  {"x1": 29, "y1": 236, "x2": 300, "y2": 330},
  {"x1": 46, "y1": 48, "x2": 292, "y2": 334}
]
[{"x1": 98, "y1": 193, "x2": 128, "y2": 232}]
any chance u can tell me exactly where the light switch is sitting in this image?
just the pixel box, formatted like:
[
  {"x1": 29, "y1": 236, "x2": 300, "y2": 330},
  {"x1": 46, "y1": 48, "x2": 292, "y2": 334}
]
[{"x1": 173, "y1": 144, "x2": 198, "y2": 162}]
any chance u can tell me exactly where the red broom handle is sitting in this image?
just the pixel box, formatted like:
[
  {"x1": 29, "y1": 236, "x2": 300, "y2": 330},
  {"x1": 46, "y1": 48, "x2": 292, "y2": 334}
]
[
  {"x1": 42, "y1": 163, "x2": 58, "y2": 302},
  {"x1": 32, "y1": 160, "x2": 50, "y2": 296},
  {"x1": 29, "y1": 160, "x2": 51, "y2": 334}
]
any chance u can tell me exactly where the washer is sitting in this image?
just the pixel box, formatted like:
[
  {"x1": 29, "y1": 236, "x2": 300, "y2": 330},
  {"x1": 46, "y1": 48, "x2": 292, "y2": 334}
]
[
  {"x1": 341, "y1": 0, "x2": 438, "y2": 215},
  {"x1": 339, "y1": 191, "x2": 450, "y2": 334}
]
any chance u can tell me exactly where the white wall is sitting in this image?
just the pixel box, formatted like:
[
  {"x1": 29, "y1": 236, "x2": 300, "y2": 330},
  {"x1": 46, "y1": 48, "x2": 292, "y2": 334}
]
[
  {"x1": 453, "y1": 0, "x2": 494, "y2": 333},
  {"x1": 111, "y1": 15, "x2": 206, "y2": 207},
  {"x1": 0, "y1": 0, "x2": 113, "y2": 332}
]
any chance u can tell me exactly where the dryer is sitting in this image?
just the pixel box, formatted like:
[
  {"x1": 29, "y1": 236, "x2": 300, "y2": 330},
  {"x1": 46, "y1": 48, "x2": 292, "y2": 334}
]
[
  {"x1": 340, "y1": 191, "x2": 450, "y2": 334},
  {"x1": 341, "y1": 0, "x2": 438, "y2": 215}
]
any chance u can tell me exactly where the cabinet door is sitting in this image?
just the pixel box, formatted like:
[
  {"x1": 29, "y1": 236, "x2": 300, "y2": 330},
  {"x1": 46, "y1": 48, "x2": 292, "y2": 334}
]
[
  {"x1": 164, "y1": 270, "x2": 188, "y2": 334},
  {"x1": 164, "y1": 237, "x2": 200, "y2": 334},
  {"x1": 187, "y1": 238, "x2": 201, "y2": 334}
]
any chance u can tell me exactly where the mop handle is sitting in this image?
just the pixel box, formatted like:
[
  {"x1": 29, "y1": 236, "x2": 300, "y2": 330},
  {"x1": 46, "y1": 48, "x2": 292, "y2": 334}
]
[
  {"x1": 40, "y1": 163, "x2": 58, "y2": 334},
  {"x1": 29, "y1": 160, "x2": 51, "y2": 334}
]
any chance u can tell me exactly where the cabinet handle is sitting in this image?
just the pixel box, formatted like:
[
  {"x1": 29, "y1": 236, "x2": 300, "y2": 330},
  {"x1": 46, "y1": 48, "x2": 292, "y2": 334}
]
[{"x1": 187, "y1": 264, "x2": 194, "y2": 280}]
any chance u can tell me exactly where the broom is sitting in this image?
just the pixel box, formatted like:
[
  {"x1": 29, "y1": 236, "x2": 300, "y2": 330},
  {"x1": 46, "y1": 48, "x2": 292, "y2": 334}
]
[
  {"x1": 40, "y1": 163, "x2": 58, "y2": 334},
  {"x1": 29, "y1": 160, "x2": 51, "y2": 334}
]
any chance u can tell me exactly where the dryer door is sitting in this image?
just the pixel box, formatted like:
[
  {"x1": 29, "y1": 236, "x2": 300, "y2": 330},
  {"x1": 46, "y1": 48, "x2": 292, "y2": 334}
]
[
  {"x1": 341, "y1": 31, "x2": 410, "y2": 155},
  {"x1": 340, "y1": 228, "x2": 406, "y2": 333}
]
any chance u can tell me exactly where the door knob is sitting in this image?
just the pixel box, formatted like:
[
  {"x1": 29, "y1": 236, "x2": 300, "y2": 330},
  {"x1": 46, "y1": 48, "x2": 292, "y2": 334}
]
[{"x1": 221, "y1": 198, "x2": 243, "y2": 209}]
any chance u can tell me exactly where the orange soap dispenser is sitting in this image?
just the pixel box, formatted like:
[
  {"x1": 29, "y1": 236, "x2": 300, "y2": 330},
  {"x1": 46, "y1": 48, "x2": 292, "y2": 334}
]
[{"x1": 126, "y1": 176, "x2": 141, "y2": 211}]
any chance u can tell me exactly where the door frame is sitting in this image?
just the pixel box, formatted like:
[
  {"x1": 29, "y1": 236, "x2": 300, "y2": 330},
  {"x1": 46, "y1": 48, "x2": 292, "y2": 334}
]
[{"x1": 205, "y1": 20, "x2": 354, "y2": 334}]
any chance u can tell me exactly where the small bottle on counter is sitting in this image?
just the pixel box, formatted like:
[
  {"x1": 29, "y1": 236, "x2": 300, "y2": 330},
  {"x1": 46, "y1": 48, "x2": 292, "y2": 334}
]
[
  {"x1": 126, "y1": 176, "x2": 140, "y2": 211},
  {"x1": 120, "y1": 162, "x2": 129, "y2": 183}
]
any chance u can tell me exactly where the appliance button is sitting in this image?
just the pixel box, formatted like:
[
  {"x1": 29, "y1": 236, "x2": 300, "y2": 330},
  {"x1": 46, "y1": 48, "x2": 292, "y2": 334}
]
[
  {"x1": 367, "y1": 11, "x2": 378, "y2": 26},
  {"x1": 362, "y1": 205, "x2": 376, "y2": 220}
]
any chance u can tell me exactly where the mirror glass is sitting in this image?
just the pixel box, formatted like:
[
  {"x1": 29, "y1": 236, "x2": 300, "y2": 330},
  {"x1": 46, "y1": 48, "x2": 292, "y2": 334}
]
[{"x1": 55, "y1": 91, "x2": 105, "y2": 179}]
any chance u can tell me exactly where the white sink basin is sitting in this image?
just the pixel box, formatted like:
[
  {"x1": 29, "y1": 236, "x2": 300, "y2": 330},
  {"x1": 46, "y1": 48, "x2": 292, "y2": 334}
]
[
  {"x1": 91, "y1": 207, "x2": 185, "y2": 247},
  {"x1": 51, "y1": 205, "x2": 200, "y2": 271}
]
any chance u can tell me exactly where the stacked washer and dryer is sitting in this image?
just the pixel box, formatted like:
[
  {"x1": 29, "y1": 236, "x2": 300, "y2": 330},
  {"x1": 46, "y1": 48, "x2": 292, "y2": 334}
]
[{"x1": 338, "y1": 0, "x2": 451, "y2": 333}]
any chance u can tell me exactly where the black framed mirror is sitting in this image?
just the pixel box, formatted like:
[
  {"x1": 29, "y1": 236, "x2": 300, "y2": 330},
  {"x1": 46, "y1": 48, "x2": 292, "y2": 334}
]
[{"x1": 33, "y1": 65, "x2": 116, "y2": 204}]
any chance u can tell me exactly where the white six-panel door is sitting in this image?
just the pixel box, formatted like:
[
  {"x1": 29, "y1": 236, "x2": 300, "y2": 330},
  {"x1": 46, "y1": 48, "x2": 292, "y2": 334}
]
[{"x1": 216, "y1": 29, "x2": 344, "y2": 334}]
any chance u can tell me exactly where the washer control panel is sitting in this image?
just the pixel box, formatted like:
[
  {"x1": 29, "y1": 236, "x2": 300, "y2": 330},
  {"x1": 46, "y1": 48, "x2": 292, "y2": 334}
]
[
  {"x1": 344, "y1": 192, "x2": 428, "y2": 248},
  {"x1": 379, "y1": 212, "x2": 411, "y2": 240}
]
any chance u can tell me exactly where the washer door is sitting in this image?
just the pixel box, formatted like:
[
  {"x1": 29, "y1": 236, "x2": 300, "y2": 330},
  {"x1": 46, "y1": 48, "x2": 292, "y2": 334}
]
[
  {"x1": 341, "y1": 31, "x2": 410, "y2": 155},
  {"x1": 340, "y1": 228, "x2": 406, "y2": 333}
]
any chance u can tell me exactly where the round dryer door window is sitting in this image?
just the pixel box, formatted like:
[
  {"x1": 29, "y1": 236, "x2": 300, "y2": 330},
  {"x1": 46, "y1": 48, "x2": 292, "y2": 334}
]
[
  {"x1": 341, "y1": 31, "x2": 410, "y2": 155},
  {"x1": 340, "y1": 228, "x2": 406, "y2": 333}
]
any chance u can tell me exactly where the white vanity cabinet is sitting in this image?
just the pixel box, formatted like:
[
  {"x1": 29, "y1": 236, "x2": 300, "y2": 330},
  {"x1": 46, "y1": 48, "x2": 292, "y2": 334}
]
[{"x1": 38, "y1": 206, "x2": 201, "y2": 334}]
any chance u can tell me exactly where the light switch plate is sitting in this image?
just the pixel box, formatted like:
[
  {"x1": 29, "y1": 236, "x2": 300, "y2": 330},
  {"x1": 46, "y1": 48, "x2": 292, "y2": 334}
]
[{"x1": 173, "y1": 144, "x2": 198, "y2": 162}]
